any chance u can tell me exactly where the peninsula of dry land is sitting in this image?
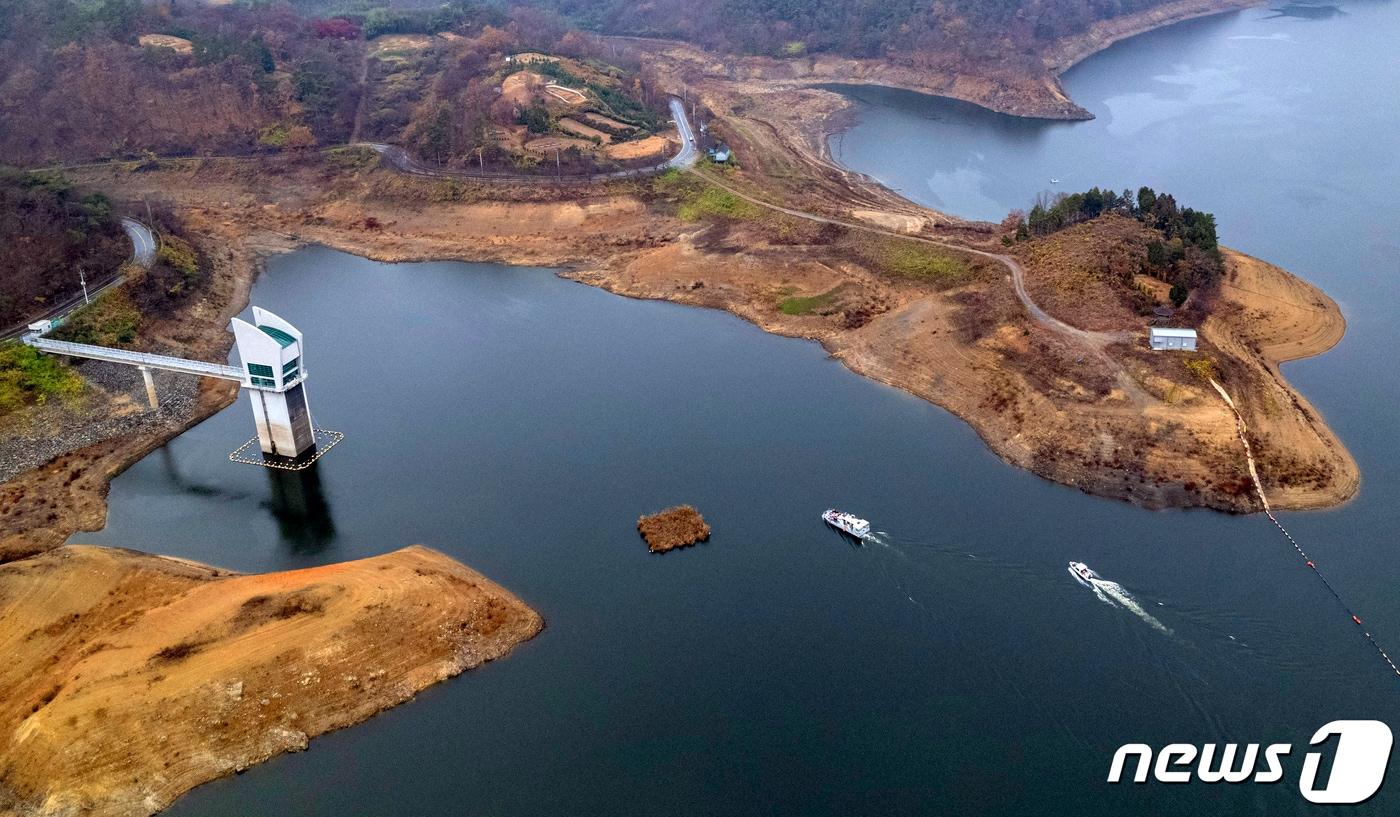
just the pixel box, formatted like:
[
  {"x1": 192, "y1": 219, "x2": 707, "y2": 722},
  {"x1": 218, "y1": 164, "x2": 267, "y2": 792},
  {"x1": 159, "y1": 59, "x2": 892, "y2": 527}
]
[{"x1": 0, "y1": 545, "x2": 541, "y2": 817}]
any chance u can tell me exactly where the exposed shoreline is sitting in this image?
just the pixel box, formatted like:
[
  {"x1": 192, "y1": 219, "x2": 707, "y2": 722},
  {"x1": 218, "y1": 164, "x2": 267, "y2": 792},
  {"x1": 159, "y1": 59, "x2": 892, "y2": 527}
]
[
  {"x1": 0, "y1": 6, "x2": 1357, "y2": 812},
  {"x1": 617, "y1": 0, "x2": 1265, "y2": 122},
  {"x1": 0, "y1": 0, "x2": 1353, "y2": 552},
  {"x1": 0, "y1": 126, "x2": 1356, "y2": 568},
  {"x1": 0, "y1": 544, "x2": 542, "y2": 817},
  {"x1": 1042, "y1": 0, "x2": 1266, "y2": 76}
]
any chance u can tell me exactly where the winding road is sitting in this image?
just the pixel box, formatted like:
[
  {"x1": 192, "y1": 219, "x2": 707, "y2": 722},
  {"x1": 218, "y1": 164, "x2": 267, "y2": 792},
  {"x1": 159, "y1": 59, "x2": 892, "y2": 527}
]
[
  {"x1": 685, "y1": 168, "x2": 1126, "y2": 346},
  {"x1": 122, "y1": 217, "x2": 157, "y2": 267},
  {"x1": 681, "y1": 167, "x2": 1151, "y2": 404},
  {"x1": 0, "y1": 219, "x2": 156, "y2": 341},
  {"x1": 665, "y1": 97, "x2": 699, "y2": 169}
]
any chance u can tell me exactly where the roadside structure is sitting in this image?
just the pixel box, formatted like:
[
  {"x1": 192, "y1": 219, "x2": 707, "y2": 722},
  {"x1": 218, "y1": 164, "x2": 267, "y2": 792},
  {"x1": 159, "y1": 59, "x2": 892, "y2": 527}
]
[{"x1": 1149, "y1": 327, "x2": 1198, "y2": 351}]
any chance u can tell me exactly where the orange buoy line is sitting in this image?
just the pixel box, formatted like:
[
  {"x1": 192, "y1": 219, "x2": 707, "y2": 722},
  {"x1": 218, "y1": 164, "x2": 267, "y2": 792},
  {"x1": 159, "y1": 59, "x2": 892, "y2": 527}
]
[{"x1": 1211, "y1": 379, "x2": 1400, "y2": 679}]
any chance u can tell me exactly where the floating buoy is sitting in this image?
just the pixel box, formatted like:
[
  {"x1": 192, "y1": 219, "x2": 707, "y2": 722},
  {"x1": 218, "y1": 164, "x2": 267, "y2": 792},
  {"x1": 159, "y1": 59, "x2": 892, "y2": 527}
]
[
  {"x1": 1307, "y1": 560, "x2": 1315, "y2": 568},
  {"x1": 1353, "y1": 615, "x2": 1364, "y2": 626}
]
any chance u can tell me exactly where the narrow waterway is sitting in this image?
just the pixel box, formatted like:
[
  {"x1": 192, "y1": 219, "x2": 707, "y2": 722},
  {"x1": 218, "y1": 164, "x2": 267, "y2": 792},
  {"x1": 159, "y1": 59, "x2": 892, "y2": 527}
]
[{"x1": 76, "y1": 4, "x2": 1400, "y2": 814}]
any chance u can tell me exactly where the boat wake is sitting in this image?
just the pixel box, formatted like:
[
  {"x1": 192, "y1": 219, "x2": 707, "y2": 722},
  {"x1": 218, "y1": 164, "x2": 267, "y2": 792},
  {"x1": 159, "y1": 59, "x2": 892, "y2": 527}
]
[{"x1": 1083, "y1": 575, "x2": 1173, "y2": 636}]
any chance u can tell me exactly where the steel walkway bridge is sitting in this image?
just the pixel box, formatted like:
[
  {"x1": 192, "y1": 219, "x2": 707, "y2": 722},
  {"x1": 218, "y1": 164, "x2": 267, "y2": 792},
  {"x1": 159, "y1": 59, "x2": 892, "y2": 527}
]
[{"x1": 22, "y1": 335, "x2": 244, "y2": 382}]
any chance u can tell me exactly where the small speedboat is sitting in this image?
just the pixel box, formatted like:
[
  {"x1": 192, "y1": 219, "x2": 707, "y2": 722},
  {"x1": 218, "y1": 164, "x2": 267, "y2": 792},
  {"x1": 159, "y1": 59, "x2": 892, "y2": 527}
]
[
  {"x1": 823, "y1": 509, "x2": 871, "y2": 539},
  {"x1": 1069, "y1": 561, "x2": 1097, "y2": 586}
]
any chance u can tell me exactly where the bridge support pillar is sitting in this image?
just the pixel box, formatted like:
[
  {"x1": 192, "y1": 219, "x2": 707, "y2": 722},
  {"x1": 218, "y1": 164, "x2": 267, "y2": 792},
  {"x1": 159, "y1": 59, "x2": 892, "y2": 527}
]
[{"x1": 138, "y1": 366, "x2": 159, "y2": 409}]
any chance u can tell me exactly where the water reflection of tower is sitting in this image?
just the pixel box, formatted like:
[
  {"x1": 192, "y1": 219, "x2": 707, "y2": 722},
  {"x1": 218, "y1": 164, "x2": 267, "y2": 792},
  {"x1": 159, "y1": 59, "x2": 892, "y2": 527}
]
[{"x1": 266, "y1": 465, "x2": 337, "y2": 553}]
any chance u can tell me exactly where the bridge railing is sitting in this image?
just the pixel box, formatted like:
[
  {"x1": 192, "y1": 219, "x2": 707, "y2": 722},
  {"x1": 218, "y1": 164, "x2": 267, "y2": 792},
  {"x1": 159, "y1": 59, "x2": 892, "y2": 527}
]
[{"x1": 23, "y1": 335, "x2": 244, "y2": 382}]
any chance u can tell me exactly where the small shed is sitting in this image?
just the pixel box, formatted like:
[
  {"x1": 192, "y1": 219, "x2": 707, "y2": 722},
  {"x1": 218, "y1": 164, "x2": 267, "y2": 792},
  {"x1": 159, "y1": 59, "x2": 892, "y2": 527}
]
[
  {"x1": 707, "y1": 144, "x2": 731, "y2": 163},
  {"x1": 1149, "y1": 327, "x2": 1198, "y2": 351}
]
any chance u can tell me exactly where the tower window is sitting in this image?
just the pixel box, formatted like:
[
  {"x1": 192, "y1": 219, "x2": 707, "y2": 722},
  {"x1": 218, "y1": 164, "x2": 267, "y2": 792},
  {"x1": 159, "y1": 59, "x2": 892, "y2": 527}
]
[{"x1": 247, "y1": 363, "x2": 274, "y2": 378}]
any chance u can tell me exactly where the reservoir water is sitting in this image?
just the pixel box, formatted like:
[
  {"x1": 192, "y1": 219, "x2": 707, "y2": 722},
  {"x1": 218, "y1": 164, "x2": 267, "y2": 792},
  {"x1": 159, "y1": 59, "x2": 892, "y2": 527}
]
[{"x1": 80, "y1": 3, "x2": 1400, "y2": 814}]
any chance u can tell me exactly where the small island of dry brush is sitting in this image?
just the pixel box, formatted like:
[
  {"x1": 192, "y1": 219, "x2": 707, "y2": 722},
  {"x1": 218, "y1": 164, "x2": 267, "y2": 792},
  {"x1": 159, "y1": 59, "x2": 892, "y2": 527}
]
[{"x1": 638, "y1": 505, "x2": 711, "y2": 552}]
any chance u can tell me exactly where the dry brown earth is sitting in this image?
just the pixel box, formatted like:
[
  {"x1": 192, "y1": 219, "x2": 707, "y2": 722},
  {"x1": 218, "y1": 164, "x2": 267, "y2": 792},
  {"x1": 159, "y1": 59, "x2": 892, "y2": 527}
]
[{"x1": 0, "y1": 544, "x2": 541, "y2": 817}]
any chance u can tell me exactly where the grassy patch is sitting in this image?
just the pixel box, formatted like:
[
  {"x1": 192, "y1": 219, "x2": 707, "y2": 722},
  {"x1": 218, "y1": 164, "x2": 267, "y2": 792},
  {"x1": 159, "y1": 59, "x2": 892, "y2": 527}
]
[
  {"x1": 49, "y1": 290, "x2": 141, "y2": 348},
  {"x1": 322, "y1": 145, "x2": 379, "y2": 171},
  {"x1": 779, "y1": 288, "x2": 840, "y2": 315},
  {"x1": 0, "y1": 342, "x2": 84, "y2": 416},
  {"x1": 256, "y1": 122, "x2": 293, "y2": 148},
  {"x1": 849, "y1": 235, "x2": 974, "y2": 288},
  {"x1": 1185, "y1": 356, "x2": 1217, "y2": 381},
  {"x1": 157, "y1": 235, "x2": 198, "y2": 279},
  {"x1": 879, "y1": 239, "x2": 971, "y2": 282},
  {"x1": 678, "y1": 187, "x2": 764, "y2": 221},
  {"x1": 654, "y1": 171, "x2": 764, "y2": 222}
]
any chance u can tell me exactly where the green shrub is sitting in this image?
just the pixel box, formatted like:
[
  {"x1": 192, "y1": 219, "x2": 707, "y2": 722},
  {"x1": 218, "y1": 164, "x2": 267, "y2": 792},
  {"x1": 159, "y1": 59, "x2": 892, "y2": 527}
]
[
  {"x1": 0, "y1": 342, "x2": 84, "y2": 415},
  {"x1": 49, "y1": 290, "x2": 141, "y2": 348},
  {"x1": 1185, "y1": 356, "x2": 1216, "y2": 381},
  {"x1": 257, "y1": 122, "x2": 291, "y2": 148},
  {"x1": 323, "y1": 146, "x2": 378, "y2": 170},
  {"x1": 677, "y1": 186, "x2": 763, "y2": 221},
  {"x1": 155, "y1": 234, "x2": 201, "y2": 294},
  {"x1": 856, "y1": 237, "x2": 972, "y2": 286},
  {"x1": 779, "y1": 288, "x2": 839, "y2": 315}
]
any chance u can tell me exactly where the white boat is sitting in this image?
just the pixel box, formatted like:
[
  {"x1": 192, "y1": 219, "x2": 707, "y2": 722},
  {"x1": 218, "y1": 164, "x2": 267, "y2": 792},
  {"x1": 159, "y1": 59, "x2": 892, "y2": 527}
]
[
  {"x1": 823, "y1": 509, "x2": 871, "y2": 539},
  {"x1": 1069, "y1": 561, "x2": 1097, "y2": 586}
]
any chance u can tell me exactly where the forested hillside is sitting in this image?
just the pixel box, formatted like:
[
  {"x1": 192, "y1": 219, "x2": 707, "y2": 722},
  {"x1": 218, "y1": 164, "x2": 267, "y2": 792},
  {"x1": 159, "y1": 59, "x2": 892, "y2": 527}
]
[
  {"x1": 512, "y1": 0, "x2": 1189, "y2": 62},
  {"x1": 0, "y1": 0, "x2": 1211, "y2": 165},
  {"x1": 1012, "y1": 185, "x2": 1223, "y2": 316},
  {"x1": 0, "y1": 1, "x2": 669, "y2": 167},
  {"x1": 0, "y1": 169, "x2": 126, "y2": 331},
  {"x1": 0, "y1": 0, "x2": 365, "y2": 163}
]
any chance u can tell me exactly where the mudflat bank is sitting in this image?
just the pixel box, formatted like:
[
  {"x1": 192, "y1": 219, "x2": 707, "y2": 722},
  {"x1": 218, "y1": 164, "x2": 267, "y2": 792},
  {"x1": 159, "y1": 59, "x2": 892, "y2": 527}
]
[{"x1": 0, "y1": 544, "x2": 541, "y2": 817}]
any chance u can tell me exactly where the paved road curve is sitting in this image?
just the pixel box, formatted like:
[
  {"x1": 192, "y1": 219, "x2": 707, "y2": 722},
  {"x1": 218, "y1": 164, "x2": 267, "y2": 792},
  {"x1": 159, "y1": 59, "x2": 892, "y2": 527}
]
[
  {"x1": 665, "y1": 97, "x2": 698, "y2": 169},
  {"x1": 122, "y1": 217, "x2": 157, "y2": 267},
  {"x1": 0, "y1": 219, "x2": 156, "y2": 341}
]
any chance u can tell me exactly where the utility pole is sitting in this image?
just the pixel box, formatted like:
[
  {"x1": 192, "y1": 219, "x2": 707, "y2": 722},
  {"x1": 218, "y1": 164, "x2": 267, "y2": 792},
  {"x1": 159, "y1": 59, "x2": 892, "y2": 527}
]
[
  {"x1": 79, "y1": 269, "x2": 90, "y2": 305},
  {"x1": 477, "y1": 147, "x2": 484, "y2": 177},
  {"x1": 555, "y1": 148, "x2": 561, "y2": 178}
]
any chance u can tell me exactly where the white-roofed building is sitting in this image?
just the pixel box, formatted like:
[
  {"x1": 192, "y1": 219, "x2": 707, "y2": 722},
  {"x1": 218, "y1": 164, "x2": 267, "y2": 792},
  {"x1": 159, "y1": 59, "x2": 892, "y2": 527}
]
[{"x1": 1148, "y1": 327, "x2": 1198, "y2": 352}]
